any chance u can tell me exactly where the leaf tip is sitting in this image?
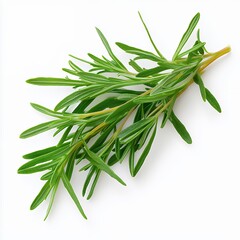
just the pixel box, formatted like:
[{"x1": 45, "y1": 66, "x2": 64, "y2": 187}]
[
  {"x1": 118, "y1": 177, "x2": 127, "y2": 186},
  {"x1": 86, "y1": 195, "x2": 91, "y2": 200},
  {"x1": 30, "y1": 201, "x2": 37, "y2": 210},
  {"x1": 19, "y1": 132, "x2": 26, "y2": 139},
  {"x1": 26, "y1": 79, "x2": 32, "y2": 84},
  {"x1": 54, "y1": 105, "x2": 61, "y2": 112},
  {"x1": 30, "y1": 102, "x2": 37, "y2": 109},
  {"x1": 82, "y1": 190, "x2": 86, "y2": 197},
  {"x1": 95, "y1": 27, "x2": 100, "y2": 33}
]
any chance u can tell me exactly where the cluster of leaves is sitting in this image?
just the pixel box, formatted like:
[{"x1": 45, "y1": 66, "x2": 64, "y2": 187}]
[{"x1": 19, "y1": 12, "x2": 229, "y2": 219}]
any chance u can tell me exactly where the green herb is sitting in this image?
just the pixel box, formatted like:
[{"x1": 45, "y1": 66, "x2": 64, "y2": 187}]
[{"x1": 19, "y1": 12, "x2": 230, "y2": 219}]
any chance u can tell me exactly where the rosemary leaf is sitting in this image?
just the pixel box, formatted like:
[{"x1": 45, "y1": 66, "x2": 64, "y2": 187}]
[
  {"x1": 172, "y1": 12, "x2": 200, "y2": 60},
  {"x1": 169, "y1": 111, "x2": 192, "y2": 144},
  {"x1": 205, "y1": 88, "x2": 222, "y2": 113}
]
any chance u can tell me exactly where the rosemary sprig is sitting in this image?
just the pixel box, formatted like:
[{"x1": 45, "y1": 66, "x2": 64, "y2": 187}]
[{"x1": 19, "y1": 12, "x2": 230, "y2": 219}]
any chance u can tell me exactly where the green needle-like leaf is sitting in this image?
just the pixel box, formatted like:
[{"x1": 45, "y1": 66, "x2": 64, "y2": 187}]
[
  {"x1": 18, "y1": 161, "x2": 58, "y2": 174},
  {"x1": 61, "y1": 172, "x2": 87, "y2": 219},
  {"x1": 134, "y1": 124, "x2": 157, "y2": 176},
  {"x1": 96, "y1": 28, "x2": 127, "y2": 70},
  {"x1": 30, "y1": 181, "x2": 52, "y2": 210},
  {"x1": 129, "y1": 146, "x2": 135, "y2": 176},
  {"x1": 86, "y1": 170, "x2": 101, "y2": 200},
  {"x1": 116, "y1": 42, "x2": 161, "y2": 62},
  {"x1": 170, "y1": 111, "x2": 192, "y2": 144},
  {"x1": 27, "y1": 77, "x2": 84, "y2": 86},
  {"x1": 68, "y1": 60, "x2": 83, "y2": 72},
  {"x1": 194, "y1": 73, "x2": 206, "y2": 101},
  {"x1": 20, "y1": 120, "x2": 70, "y2": 139},
  {"x1": 138, "y1": 11, "x2": 165, "y2": 59},
  {"x1": 82, "y1": 167, "x2": 96, "y2": 197},
  {"x1": 44, "y1": 179, "x2": 59, "y2": 220},
  {"x1": 172, "y1": 12, "x2": 200, "y2": 60},
  {"x1": 115, "y1": 138, "x2": 121, "y2": 160},
  {"x1": 205, "y1": 88, "x2": 222, "y2": 112},
  {"x1": 23, "y1": 145, "x2": 58, "y2": 159},
  {"x1": 30, "y1": 103, "x2": 67, "y2": 118}
]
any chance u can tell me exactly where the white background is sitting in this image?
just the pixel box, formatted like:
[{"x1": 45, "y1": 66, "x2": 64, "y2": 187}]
[{"x1": 1, "y1": 0, "x2": 239, "y2": 239}]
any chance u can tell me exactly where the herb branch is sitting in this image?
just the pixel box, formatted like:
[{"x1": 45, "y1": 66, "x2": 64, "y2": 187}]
[{"x1": 19, "y1": 12, "x2": 230, "y2": 219}]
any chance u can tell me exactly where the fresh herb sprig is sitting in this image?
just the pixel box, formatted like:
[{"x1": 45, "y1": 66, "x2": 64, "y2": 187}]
[{"x1": 19, "y1": 12, "x2": 230, "y2": 219}]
